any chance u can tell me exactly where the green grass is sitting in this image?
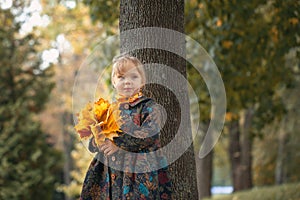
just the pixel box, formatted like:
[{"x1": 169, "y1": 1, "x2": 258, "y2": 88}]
[{"x1": 204, "y1": 183, "x2": 300, "y2": 200}]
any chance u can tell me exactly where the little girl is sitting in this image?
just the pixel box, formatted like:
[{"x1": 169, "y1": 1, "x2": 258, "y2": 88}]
[{"x1": 80, "y1": 55, "x2": 173, "y2": 199}]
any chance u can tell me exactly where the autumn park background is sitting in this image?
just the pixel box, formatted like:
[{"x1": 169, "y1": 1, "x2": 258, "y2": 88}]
[{"x1": 0, "y1": 0, "x2": 299, "y2": 199}]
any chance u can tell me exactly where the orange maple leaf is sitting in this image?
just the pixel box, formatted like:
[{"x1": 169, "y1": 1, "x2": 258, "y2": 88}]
[
  {"x1": 74, "y1": 102, "x2": 97, "y2": 139},
  {"x1": 74, "y1": 98, "x2": 121, "y2": 146},
  {"x1": 94, "y1": 98, "x2": 110, "y2": 122},
  {"x1": 91, "y1": 102, "x2": 121, "y2": 145}
]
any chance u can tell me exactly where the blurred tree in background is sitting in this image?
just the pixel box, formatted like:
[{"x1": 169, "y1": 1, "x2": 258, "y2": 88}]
[
  {"x1": 83, "y1": 0, "x2": 119, "y2": 28},
  {"x1": 253, "y1": 80, "x2": 300, "y2": 186},
  {"x1": 0, "y1": 1, "x2": 63, "y2": 199},
  {"x1": 37, "y1": 1, "x2": 107, "y2": 199},
  {"x1": 186, "y1": 0, "x2": 299, "y2": 192},
  {"x1": 58, "y1": 143, "x2": 92, "y2": 198}
]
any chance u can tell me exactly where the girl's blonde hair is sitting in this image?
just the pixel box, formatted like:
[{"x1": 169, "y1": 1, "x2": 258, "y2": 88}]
[{"x1": 111, "y1": 54, "x2": 146, "y2": 86}]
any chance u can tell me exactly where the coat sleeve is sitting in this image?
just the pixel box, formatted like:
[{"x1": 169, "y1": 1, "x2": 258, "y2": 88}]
[
  {"x1": 114, "y1": 100, "x2": 164, "y2": 152},
  {"x1": 88, "y1": 137, "x2": 99, "y2": 153}
]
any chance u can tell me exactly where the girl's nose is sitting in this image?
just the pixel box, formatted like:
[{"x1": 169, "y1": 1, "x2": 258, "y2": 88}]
[{"x1": 124, "y1": 78, "x2": 131, "y2": 84}]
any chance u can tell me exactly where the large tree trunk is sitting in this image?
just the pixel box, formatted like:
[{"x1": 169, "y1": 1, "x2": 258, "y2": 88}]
[{"x1": 120, "y1": 0, "x2": 199, "y2": 199}]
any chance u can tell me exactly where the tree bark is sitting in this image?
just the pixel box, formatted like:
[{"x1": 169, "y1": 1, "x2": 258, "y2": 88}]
[
  {"x1": 119, "y1": 0, "x2": 199, "y2": 199},
  {"x1": 228, "y1": 109, "x2": 253, "y2": 191},
  {"x1": 228, "y1": 120, "x2": 242, "y2": 191},
  {"x1": 275, "y1": 117, "x2": 288, "y2": 184},
  {"x1": 196, "y1": 151, "x2": 212, "y2": 199},
  {"x1": 195, "y1": 123, "x2": 212, "y2": 199},
  {"x1": 239, "y1": 108, "x2": 253, "y2": 189}
]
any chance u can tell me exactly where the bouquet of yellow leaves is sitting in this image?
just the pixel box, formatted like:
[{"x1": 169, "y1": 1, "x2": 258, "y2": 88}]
[{"x1": 74, "y1": 98, "x2": 121, "y2": 146}]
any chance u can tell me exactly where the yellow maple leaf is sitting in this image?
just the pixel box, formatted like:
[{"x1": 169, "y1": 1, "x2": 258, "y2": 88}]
[
  {"x1": 74, "y1": 98, "x2": 122, "y2": 146},
  {"x1": 103, "y1": 106, "x2": 121, "y2": 132},
  {"x1": 74, "y1": 102, "x2": 97, "y2": 139},
  {"x1": 92, "y1": 103, "x2": 121, "y2": 145},
  {"x1": 94, "y1": 98, "x2": 110, "y2": 122}
]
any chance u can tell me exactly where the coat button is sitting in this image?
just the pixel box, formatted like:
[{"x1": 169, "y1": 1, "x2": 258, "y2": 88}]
[{"x1": 124, "y1": 104, "x2": 129, "y2": 109}]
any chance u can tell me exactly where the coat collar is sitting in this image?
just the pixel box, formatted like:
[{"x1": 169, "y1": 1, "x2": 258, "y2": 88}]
[{"x1": 116, "y1": 93, "x2": 151, "y2": 108}]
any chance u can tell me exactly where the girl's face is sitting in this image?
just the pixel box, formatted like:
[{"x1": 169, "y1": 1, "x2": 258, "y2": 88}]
[{"x1": 112, "y1": 61, "x2": 143, "y2": 98}]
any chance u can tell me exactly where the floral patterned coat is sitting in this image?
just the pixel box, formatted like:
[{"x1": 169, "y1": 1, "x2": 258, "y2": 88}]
[{"x1": 80, "y1": 96, "x2": 173, "y2": 200}]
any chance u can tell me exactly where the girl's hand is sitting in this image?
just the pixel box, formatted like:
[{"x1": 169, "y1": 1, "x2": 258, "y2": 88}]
[{"x1": 98, "y1": 139, "x2": 119, "y2": 156}]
